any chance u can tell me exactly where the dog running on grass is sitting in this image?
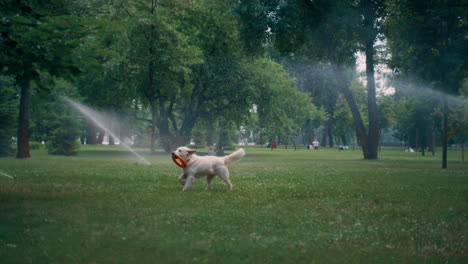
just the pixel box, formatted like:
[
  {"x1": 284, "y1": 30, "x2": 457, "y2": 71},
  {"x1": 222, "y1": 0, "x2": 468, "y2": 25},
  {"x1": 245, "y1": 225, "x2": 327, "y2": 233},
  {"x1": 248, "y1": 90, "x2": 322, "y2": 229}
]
[{"x1": 172, "y1": 147, "x2": 245, "y2": 191}]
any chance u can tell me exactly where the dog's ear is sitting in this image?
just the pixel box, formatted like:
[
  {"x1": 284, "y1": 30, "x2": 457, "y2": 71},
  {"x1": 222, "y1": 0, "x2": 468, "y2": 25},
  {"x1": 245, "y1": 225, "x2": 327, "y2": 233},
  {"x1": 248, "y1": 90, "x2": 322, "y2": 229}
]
[{"x1": 188, "y1": 150, "x2": 197, "y2": 155}]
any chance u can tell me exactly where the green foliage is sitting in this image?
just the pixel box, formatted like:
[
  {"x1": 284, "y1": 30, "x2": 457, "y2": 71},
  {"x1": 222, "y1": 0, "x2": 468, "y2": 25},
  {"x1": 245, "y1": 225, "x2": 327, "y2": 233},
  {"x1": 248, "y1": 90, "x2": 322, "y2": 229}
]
[
  {"x1": 272, "y1": 0, "x2": 359, "y2": 65},
  {"x1": 447, "y1": 104, "x2": 467, "y2": 145},
  {"x1": 0, "y1": 0, "x2": 85, "y2": 83},
  {"x1": 247, "y1": 58, "x2": 327, "y2": 142},
  {"x1": 385, "y1": 0, "x2": 466, "y2": 94},
  {"x1": 47, "y1": 115, "x2": 82, "y2": 156},
  {"x1": 29, "y1": 141, "x2": 43, "y2": 150},
  {"x1": 377, "y1": 94, "x2": 397, "y2": 131},
  {"x1": 392, "y1": 96, "x2": 438, "y2": 149},
  {"x1": 332, "y1": 94, "x2": 354, "y2": 140},
  {"x1": 191, "y1": 131, "x2": 207, "y2": 148},
  {"x1": 30, "y1": 78, "x2": 82, "y2": 142},
  {"x1": 235, "y1": 0, "x2": 277, "y2": 56},
  {"x1": 215, "y1": 120, "x2": 237, "y2": 152},
  {"x1": 0, "y1": 75, "x2": 17, "y2": 156}
]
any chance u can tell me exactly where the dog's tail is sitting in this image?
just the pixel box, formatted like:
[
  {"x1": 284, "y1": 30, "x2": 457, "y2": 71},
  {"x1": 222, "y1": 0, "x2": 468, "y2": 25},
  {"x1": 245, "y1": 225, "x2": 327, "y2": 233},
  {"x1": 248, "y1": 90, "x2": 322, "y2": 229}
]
[{"x1": 224, "y1": 148, "x2": 245, "y2": 165}]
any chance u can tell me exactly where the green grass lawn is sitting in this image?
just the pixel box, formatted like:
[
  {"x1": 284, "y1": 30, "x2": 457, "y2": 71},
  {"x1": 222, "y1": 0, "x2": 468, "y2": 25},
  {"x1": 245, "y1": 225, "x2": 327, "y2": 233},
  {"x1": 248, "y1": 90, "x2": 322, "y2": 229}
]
[{"x1": 0, "y1": 146, "x2": 466, "y2": 263}]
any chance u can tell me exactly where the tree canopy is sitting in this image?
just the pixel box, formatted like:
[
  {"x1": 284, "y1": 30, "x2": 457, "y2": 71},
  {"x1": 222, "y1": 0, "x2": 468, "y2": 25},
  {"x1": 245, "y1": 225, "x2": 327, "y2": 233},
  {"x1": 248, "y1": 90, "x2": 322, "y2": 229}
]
[{"x1": 0, "y1": 0, "x2": 466, "y2": 168}]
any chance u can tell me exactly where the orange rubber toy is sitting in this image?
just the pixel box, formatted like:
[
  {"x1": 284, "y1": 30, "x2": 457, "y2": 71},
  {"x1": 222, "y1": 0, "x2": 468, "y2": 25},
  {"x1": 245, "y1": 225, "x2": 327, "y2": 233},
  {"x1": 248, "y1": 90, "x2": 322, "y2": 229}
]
[{"x1": 172, "y1": 155, "x2": 187, "y2": 168}]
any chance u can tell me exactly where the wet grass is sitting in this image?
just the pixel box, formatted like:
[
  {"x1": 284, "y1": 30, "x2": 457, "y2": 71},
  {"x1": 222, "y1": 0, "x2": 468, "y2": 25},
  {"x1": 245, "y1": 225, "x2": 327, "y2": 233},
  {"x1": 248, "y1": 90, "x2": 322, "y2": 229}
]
[{"x1": 0, "y1": 146, "x2": 466, "y2": 263}]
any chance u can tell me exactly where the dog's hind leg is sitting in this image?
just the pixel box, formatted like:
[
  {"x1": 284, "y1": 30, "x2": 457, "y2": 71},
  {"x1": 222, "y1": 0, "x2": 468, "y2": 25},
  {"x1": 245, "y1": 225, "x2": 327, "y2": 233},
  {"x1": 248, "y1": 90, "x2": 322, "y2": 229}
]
[
  {"x1": 216, "y1": 167, "x2": 232, "y2": 191},
  {"x1": 206, "y1": 174, "x2": 215, "y2": 190}
]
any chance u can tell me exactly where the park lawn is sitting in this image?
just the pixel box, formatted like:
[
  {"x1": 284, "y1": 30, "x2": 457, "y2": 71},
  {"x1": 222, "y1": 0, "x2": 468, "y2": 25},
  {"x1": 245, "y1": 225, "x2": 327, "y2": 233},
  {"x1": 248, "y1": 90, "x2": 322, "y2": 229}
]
[{"x1": 0, "y1": 146, "x2": 466, "y2": 263}]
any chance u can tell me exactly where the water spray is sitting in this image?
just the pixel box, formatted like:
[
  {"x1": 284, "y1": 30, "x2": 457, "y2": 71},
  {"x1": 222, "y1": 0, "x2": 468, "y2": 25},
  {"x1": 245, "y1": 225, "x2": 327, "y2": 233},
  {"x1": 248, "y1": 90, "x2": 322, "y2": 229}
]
[
  {"x1": 390, "y1": 79, "x2": 468, "y2": 106},
  {"x1": 64, "y1": 97, "x2": 151, "y2": 165},
  {"x1": 0, "y1": 170, "x2": 15, "y2": 180}
]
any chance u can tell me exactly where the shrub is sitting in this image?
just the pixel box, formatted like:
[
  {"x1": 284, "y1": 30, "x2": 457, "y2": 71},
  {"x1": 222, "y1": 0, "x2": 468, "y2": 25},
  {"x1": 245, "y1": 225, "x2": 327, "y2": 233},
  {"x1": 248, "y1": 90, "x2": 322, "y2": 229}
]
[
  {"x1": 191, "y1": 132, "x2": 207, "y2": 148},
  {"x1": 0, "y1": 139, "x2": 15, "y2": 157},
  {"x1": 0, "y1": 76, "x2": 17, "y2": 157},
  {"x1": 29, "y1": 141, "x2": 43, "y2": 150},
  {"x1": 47, "y1": 116, "x2": 81, "y2": 156}
]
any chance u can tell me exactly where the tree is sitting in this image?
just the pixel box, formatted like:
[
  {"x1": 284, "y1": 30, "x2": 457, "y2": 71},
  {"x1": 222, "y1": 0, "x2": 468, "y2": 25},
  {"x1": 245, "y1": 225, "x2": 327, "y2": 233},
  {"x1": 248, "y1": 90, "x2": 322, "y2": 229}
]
[
  {"x1": 47, "y1": 114, "x2": 81, "y2": 156},
  {"x1": 0, "y1": 75, "x2": 17, "y2": 156},
  {"x1": 271, "y1": 0, "x2": 384, "y2": 159},
  {"x1": 109, "y1": 0, "x2": 260, "y2": 153},
  {"x1": 393, "y1": 96, "x2": 437, "y2": 155},
  {"x1": 279, "y1": 57, "x2": 340, "y2": 147},
  {"x1": 332, "y1": 94, "x2": 355, "y2": 147},
  {"x1": 112, "y1": 0, "x2": 202, "y2": 153},
  {"x1": 237, "y1": 0, "x2": 389, "y2": 159},
  {"x1": 171, "y1": 0, "x2": 253, "y2": 149},
  {"x1": 29, "y1": 77, "x2": 82, "y2": 143},
  {"x1": 447, "y1": 103, "x2": 467, "y2": 162},
  {"x1": 376, "y1": 93, "x2": 397, "y2": 149},
  {"x1": 355, "y1": 0, "x2": 387, "y2": 159},
  {"x1": 385, "y1": 0, "x2": 467, "y2": 168},
  {"x1": 1, "y1": 0, "x2": 85, "y2": 158},
  {"x1": 247, "y1": 58, "x2": 326, "y2": 148}
]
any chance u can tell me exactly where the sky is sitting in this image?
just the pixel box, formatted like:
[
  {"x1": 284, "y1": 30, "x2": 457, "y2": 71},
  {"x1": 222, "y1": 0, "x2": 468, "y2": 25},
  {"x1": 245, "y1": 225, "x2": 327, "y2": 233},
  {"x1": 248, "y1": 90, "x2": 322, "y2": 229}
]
[{"x1": 355, "y1": 38, "x2": 395, "y2": 96}]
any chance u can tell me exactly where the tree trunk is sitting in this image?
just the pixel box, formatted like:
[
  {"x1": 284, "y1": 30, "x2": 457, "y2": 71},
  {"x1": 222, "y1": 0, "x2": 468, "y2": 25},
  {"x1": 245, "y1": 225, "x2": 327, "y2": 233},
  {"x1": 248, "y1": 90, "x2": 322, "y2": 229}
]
[
  {"x1": 207, "y1": 132, "x2": 215, "y2": 147},
  {"x1": 333, "y1": 64, "x2": 370, "y2": 159},
  {"x1": 290, "y1": 138, "x2": 297, "y2": 151},
  {"x1": 322, "y1": 118, "x2": 333, "y2": 147},
  {"x1": 150, "y1": 104, "x2": 157, "y2": 155},
  {"x1": 415, "y1": 130, "x2": 419, "y2": 152},
  {"x1": 176, "y1": 113, "x2": 197, "y2": 147},
  {"x1": 420, "y1": 128, "x2": 426, "y2": 157},
  {"x1": 16, "y1": 81, "x2": 31, "y2": 159},
  {"x1": 442, "y1": 96, "x2": 448, "y2": 169},
  {"x1": 87, "y1": 121, "x2": 97, "y2": 145},
  {"x1": 428, "y1": 132, "x2": 435, "y2": 156},
  {"x1": 321, "y1": 132, "x2": 327, "y2": 148},
  {"x1": 109, "y1": 135, "x2": 115, "y2": 145},
  {"x1": 157, "y1": 117, "x2": 172, "y2": 153},
  {"x1": 306, "y1": 119, "x2": 314, "y2": 145},
  {"x1": 97, "y1": 129, "x2": 105, "y2": 144},
  {"x1": 341, "y1": 135, "x2": 347, "y2": 146},
  {"x1": 365, "y1": 39, "x2": 380, "y2": 160}
]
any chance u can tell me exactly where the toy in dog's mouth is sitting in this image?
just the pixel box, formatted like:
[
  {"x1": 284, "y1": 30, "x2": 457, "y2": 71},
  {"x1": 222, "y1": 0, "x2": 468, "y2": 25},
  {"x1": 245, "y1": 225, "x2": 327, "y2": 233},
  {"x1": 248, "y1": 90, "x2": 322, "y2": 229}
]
[{"x1": 172, "y1": 154, "x2": 187, "y2": 168}]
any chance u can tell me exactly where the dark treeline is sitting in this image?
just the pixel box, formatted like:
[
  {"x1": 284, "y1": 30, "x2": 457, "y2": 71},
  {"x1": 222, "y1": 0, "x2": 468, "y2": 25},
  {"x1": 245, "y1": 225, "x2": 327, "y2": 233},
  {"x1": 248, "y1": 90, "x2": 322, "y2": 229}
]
[{"x1": 0, "y1": 0, "x2": 466, "y2": 168}]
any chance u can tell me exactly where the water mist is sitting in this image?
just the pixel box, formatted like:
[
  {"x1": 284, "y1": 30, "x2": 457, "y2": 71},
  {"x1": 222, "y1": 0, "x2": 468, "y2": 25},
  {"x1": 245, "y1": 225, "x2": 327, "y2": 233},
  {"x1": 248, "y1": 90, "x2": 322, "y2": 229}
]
[
  {"x1": 0, "y1": 170, "x2": 15, "y2": 180},
  {"x1": 64, "y1": 97, "x2": 151, "y2": 165}
]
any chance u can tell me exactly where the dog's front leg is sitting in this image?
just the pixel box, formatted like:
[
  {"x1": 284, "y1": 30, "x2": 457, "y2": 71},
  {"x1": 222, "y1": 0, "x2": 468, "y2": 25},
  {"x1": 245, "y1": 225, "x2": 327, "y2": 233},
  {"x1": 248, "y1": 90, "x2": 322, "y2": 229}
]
[
  {"x1": 178, "y1": 173, "x2": 187, "y2": 186},
  {"x1": 182, "y1": 175, "x2": 195, "y2": 191}
]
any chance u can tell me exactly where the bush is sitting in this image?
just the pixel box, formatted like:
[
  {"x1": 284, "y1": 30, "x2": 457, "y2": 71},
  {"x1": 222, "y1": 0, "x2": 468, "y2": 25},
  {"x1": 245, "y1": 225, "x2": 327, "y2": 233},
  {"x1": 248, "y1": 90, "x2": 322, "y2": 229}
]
[
  {"x1": 188, "y1": 144, "x2": 207, "y2": 149},
  {"x1": 0, "y1": 140, "x2": 15, "y2": 157},
  {"x1": 47, "y1": 116, "x2": 81, "y2": 156},
  {"x1": 0, "y1": 76, "x2": 17, "y2": 157},
  {"x1": 29, "y1": 141, "x2": 43, "y2": 150},
  {"x1": 191, "y1": 132, "x2": 207, "y2": 148}
]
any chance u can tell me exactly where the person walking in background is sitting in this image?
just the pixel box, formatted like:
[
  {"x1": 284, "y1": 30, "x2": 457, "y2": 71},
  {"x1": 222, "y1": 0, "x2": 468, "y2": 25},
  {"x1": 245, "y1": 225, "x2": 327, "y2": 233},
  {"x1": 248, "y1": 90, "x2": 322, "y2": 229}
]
[{"x1": 312, "y1": 139, "x2": 319, "y2": 150}]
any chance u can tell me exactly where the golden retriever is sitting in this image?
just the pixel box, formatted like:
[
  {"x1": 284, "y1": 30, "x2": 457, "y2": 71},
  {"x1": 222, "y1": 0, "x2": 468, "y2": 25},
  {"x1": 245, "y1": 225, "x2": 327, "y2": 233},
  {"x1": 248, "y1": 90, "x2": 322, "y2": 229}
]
[{"x1": 172, "y1": 147, "x2": 245, "y2": 191}]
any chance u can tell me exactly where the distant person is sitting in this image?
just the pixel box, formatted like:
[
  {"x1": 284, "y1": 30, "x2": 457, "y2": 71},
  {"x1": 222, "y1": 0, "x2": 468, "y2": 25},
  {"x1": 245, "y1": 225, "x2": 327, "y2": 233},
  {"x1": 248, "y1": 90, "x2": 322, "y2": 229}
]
[
  {"x1": 405, "y1": 147, "x2": 415, "y2": 152},
  {"x1": 344, "y1": 145, "x2": 349, "y2": 150},
  {"x1": 312, "y1": 139, "x2": 319, "y2": 150},
  {"x1": 339, "y1": 145, "x2": 344, "y2": 151}
]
